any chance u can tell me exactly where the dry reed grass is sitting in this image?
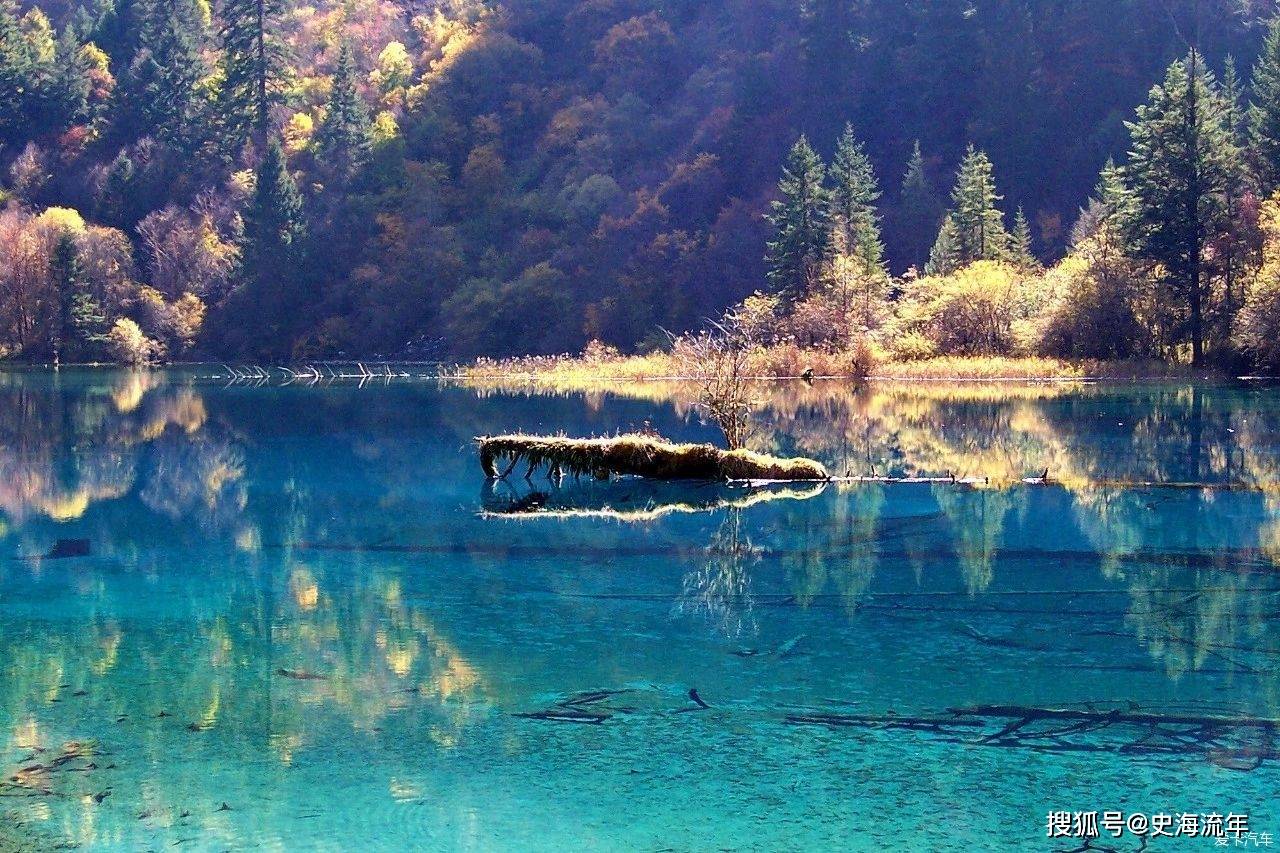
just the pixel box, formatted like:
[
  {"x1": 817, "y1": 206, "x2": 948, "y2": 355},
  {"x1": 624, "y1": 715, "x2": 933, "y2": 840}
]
[{"x1": 477, "y1": 433, "x2": 829, "y2": 482}]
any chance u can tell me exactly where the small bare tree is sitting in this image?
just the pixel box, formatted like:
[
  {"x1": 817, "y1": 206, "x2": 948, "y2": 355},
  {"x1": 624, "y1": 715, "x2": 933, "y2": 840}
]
[{"x1": 672, "y1": 308, "x2": 756, "y2": 450}]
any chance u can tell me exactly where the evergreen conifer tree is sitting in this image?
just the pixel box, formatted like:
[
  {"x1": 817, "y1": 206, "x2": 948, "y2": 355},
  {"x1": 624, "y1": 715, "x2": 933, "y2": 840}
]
[
  {"x1": 1219, "y1": 55, "x2": 1251, "y2": 339},
  {"x1": 829, "y1": 122, "x2": 886, "y2": 279},
  {"x1": 124, "y1": 0, "x2": 205, "y2": 150},
  {"x1": 946, "y1": 144, "x2": 1009, "y2": 264},
  {"x1": 1249, "y1": 16, "x2": 1280, "y2": 193},
  {"x1": 227, "y1": 138, "x2": 307, "y2": 352},
  {"x1": 898, "y1": 140, "x2": 944, "y2": 272},
  {"x1": 1094, "y1": 158, "x2": 1134, "y2": 233},
  {"x1": 0, "y1": 0, "x2": 35, "y2": 146},
  {"x1": 1223, "y1": 56, "x2": 1245, "y2": 142},
  {"x1": 1070, "y1": 158, "x2": 1131, "y2": 245},
  {"x1": 45, "y1": 26, "x2": 90, "y2": 130},
  {"x1": 97, "y1": 150, "x2": 137, "y2": 226},
  {"x1": 765, "y1": 135, "x2": 834, "y2": 297},
  {"x1": 1126, "y1": 51, "x2": 1239, "y2": 364},
  {"x1": 51, "y1": 232, "x2": 107, "y2": 363},
  {"x1": 1008, "y1": 207, "x2": 1038, "y2": 271},
  {"x1": 314, "y1": 40, "x2": 370, "y2": 183},
  {"x1": 925, "y1": 216, "x2": 961, "y2": 276},
  {"x1": 216, "y1": 0, "x2": 280, "y2": 157},
  {"x1": 244, "y1": 138, "x2": 305, "y2": 275}
]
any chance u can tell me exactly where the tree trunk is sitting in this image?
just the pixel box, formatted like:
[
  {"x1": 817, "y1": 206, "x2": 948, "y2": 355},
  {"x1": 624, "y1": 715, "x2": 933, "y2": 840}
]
[{"x1": 1191, "y1": 252, "x2": 1203, "y2": 364}]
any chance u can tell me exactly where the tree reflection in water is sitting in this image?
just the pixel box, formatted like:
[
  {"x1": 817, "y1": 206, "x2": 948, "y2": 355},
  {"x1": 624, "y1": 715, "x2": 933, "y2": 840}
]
[
  {"x1": 460, "y1": 375, "x2": 1280, "y2": 705},
  {"x1": 676, "y1": 508, "x2": 762, "y2": 638}
]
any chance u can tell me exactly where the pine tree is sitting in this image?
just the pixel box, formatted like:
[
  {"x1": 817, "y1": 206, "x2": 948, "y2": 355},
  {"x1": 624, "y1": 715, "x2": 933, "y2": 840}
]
[
  {"x1": 230, "y1": 138, "x2": 307, "y2": 351},
  {"x1": 925, "y1": 216, "x2": 961, "y2": 276},
  {"x1": 1223, "y1": 56, "x2": 1245, "y2": 142},
  {"x1": 1126, "y1": 51, "x2": 1239, "y2": 364},
  {"x1": 1249, "y1": 16, "x2": 1280, "y2": 194},
  {"x1": 945, "y1": 144, "x2": 1009, "y2": 265},
  {"x1": 1071, "y1": 158, "x2": 1134, "y2": 247},
  {"x1": 44, "y1": 25, "x2": 90, "y2": 131},
  {"x1": 97, "y1": 149, "x2": 137, "y2": 226},
  {"x1": 1219, "y1": 55, "x2": 1251, "y2": 340},
  {"x1": 1096, "y1": 158, "x2": 1134, "y2": 230},
  {"x1": 765, "y1": 135, "x2": 834, "y2": 297},
  {"x1": 0, "y1": 0, "x2": 35, "y2": 146},
  {"x1": 243, "y1": 138, "x2": 305, "y2": 276},
  {"x1": 314, "y1": 40, "x2": 370, "y2": 183},
  {"x1": 216, "y1": 0, "x2": 281, "y2": 157},
  {"x1": 829, "y1": 122, "x2": 886, "y2": 279},
  {"x1": 898, "y1": 140, "x2": 944, "y2": 272},
  {"x1": 124, "y1": 0, "x2": 206, "y2": 150},
  {"x1": 51, "y1": 232, "x2": 107, "y2": 364},
  {"x1": 1008, "y1": 207, "x2": 1038, "y2": 271}
]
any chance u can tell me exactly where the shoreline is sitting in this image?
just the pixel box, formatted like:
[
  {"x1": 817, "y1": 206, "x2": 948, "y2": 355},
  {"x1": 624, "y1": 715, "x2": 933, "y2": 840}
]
[
  {"x1": 450, "y1": 352, "x2": 1231, "y2": 385},
  {"x1": 0, "y1": 356, "x2": 1262, "y2": 384}
]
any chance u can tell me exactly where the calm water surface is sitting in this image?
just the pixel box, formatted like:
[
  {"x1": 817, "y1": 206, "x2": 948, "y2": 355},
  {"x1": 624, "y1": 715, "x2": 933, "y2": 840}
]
[{"x1": 1, "y1": 369, "x2": 1278, "y2": 851}]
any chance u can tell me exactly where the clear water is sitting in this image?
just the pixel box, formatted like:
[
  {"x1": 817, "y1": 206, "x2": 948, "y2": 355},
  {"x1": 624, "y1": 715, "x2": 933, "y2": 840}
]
[{"x1": 1, "y1": 370, "x2": 1278, "y2": 851}]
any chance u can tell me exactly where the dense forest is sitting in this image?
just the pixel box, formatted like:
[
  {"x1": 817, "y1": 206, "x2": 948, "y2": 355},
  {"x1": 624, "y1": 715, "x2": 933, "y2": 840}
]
[{"x1": 2, "y1": 0, "x2": 1280, "y2": 364}]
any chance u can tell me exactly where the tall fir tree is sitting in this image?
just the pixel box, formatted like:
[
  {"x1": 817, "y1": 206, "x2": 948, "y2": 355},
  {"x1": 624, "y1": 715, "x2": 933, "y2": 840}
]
[
  {"x1": 123, "y1": 0, "x2": 206, "y2": 150},
  {"x1": 0, "y1": 0, "x2": 35, "y2": 146},
  {"x1": 829, "y1": 123, "x2": 885, "y2": 279},
  {"x1": 898, "y1": 140, "x2": 944, "y2": 272},
  {"x1": 1219, "y1": 55, "x2": 1251, "y2": 340},
  {"x1": 1223, "y1": 56, "x2": 1245, "y2": 142},
  {"x1": 216, "y1": 0, "x2": 281, "y2": 158},
  {"x1": 925, "y1": 216, "x2": 961, "y2": 275},
  {"x1": 1249, "y1": 16, "x2": 1280, "y2": 194},
  {"x1": 1126, "y1": 51, "x2": 1239, "y2": 364},
  {"x1": 314, "y1": 40, "x2": 370, "y2": 184},
  {"x1": 944, "y1": 144, "x2": 1009, "y2": 265},
  {"x1": 1008, "y1": 207, "x2": 1038, "y2": 271},
  {"x1": 765, "y1": 135, "x2": 834, "y2": 297},
  {"x1": 1077, "y1": 157, "x2": 1136, "y2": 243},
  {"x1": 97, "y1": 149, "x2": 137, "y2": 226},
  {"x1": 51, "y1": 232, "x2": 107, "y2": 363},
  {"x1": 44, "y1": 25, "x2": 91, "y2": 131},
  {"x1": 243, "y1": 137, "x2": 305, "y2": 277},
  {"x1": 229, "y1": 137, "x2": 307, "y2": 353}
]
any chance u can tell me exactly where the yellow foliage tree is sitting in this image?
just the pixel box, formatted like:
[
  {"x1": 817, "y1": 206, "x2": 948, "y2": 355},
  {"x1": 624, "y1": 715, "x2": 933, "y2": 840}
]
[
  {"x1": 1235, "y1": 195, "x2": 1280, "y2": 372},
  {"x1": 894, "y1": 260, "x2": 1042, "y2": 356}
]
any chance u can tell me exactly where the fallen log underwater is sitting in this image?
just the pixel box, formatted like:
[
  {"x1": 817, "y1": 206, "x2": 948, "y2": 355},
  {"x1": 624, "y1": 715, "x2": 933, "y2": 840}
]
[
  {"x1": 477, "y1": 434, "x2": 829, "y2": 482},
  {"x1": 784, "y1": 703, "x2": 1280, "y2": 769},
  {"x1": 500, "y1": 689, "x2": 1277, "y2": 770}
]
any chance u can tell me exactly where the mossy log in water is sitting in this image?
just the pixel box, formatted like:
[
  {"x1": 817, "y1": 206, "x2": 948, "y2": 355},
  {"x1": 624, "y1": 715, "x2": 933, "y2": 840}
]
[{"x1": 477, "y1": 434, "x2": 829, "y2": 482}]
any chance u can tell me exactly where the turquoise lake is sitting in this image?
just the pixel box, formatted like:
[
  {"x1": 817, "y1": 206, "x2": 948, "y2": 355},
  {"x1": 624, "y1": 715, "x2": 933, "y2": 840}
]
[{"x1": 1, "y1": 369, "x2": 1278, "y2": 851}]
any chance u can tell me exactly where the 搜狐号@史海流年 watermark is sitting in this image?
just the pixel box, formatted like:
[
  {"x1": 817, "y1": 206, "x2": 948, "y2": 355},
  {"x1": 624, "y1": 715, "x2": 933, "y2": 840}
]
[{"x1": 1047, "y1": 811, "x2": 1274, "y2": 845}]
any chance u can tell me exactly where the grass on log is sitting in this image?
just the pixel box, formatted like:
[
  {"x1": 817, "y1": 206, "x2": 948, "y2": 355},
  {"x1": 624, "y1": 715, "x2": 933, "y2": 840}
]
[{"x1": 477, "y1": 433, "x2": 829, "y2": 482}]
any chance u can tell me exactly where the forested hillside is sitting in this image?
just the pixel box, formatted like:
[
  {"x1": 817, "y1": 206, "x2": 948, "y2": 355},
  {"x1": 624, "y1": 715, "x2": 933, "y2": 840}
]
[{"x1": 0, "y1": 0, "x2": 1273, "y2": 360}]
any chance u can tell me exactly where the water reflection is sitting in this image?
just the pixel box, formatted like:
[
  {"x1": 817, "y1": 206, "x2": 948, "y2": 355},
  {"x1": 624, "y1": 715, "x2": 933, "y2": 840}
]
[
  {"x1": 675, "y1": 509, "x2": 762, "y2": 638},
  {"x1": 1, "y1": 371, "x2": 1279, "y2": 848},
  {"x1": 454, "y1": 377, "x2": 1280, "y2": 701}
]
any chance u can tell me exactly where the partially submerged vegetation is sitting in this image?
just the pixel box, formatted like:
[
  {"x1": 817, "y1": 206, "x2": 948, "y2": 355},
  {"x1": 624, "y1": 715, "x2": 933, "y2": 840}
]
[
  {"x1": 477, "y1": 434, "x2": 829, "y2": 482},
  {"x1": 456, "y1": 345, "x2": 1204, "y2": 384}
]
